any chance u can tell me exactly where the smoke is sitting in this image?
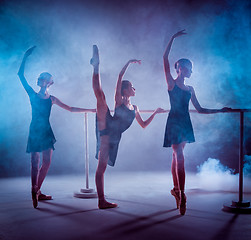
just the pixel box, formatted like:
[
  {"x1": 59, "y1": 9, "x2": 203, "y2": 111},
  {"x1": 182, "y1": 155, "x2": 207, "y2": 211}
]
[
  {"x1": 244, "y1": 155, "x2": 251, "y2": 177},
  {"x1": 0, "y1": 0, "x2": 251, "y2": 176},
  {"x1": 196, "y1": 158, "x2": 251, "y2": 192}
]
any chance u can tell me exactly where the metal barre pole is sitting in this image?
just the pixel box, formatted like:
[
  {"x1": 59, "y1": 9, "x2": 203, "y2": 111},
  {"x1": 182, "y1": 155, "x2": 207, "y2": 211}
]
[
  {"x1": 85, "y1": 112, "x2": 89, "y2": 189},
  {"x1": 73, "y1": 112, "x2": 97, "y2": 198}
]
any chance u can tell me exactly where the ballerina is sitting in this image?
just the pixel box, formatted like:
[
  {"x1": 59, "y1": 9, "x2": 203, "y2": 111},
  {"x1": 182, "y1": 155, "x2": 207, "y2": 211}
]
[
  {"x1": 163, "y1": 30, "x2": 230, "y2": 215},
  {"x1": 18, "y1": 46, "x2": 95, "y2": 208},
  {"x1": 91, "y1": 45, "x2": 164, "y2": 209}
]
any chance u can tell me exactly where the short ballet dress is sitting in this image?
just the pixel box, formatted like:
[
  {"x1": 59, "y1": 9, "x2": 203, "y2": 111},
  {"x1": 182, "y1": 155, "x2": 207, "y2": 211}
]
[
  {"x1": 96, "y1": 104, "x2": 136, "y2": 166},
  {"x1": 26, "y1": 89, "x2": 56, "y2": 153},
  {"x1": 163, "y1": 84, "x2": 195, "y2": 147}
]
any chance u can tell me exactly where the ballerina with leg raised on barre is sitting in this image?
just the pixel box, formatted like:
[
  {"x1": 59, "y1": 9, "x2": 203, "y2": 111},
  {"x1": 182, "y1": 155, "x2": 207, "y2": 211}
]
[{"x1": 91, "y1": 45, "x2": 165, "y2": 209}]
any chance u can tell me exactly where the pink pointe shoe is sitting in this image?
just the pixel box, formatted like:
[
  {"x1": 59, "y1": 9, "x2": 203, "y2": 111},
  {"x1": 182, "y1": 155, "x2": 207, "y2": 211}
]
[
  {"x1": 179, "y1": 192, "x2": 187, "y2": 215},
  {"x1": 90, "y1": 45, "x2": 100, "y2": 66},
  {"x1": 38, "y1": 191, "x2": 52, "y2": 201},
  {"x1": 31, "y1": 185, "x2": 39, "y2": 208},
  {"x1": 171, "y1": 188, "x2": 180, "y2": 209},
  {"x1": 98, "y1": 200, "x2": 118, "y2": 209}
]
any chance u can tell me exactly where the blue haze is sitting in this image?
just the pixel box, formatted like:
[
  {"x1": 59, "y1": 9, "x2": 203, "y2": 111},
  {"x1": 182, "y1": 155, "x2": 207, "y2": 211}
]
[{"x1": 0, "y1": 0, "x2": 250, "y2": 177}]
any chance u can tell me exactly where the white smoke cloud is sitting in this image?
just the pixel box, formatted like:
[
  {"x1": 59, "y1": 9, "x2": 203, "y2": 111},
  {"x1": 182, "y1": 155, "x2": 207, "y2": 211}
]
[
  {"x1": 196, "y1": 158, "x2": 251, "y2": 192},
  {"x1": 244, "y1": 155, "x2": 251, "y2": 177},
  {"x1": 196, "y1": 158, "x2": 238, "y2": 191}
]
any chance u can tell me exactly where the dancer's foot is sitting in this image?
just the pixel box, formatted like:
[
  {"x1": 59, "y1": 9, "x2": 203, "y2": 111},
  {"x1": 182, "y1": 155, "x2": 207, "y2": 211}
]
[
  {"x1": 98, "y1": 200, "x2": 118, "y2": 209},
  {"x1": 90, "y1": 45, "x2": 100, "y2": 66},
  {"x1": 179, "y1": 192, "x2": 186, "y2": 215},
  {"x1": 170, "y1": 188, "x2": 180, "y2": 209},
  {"x1": 31, "y1": 185, "x2": 39, "y2": 208},
  {"x1": 38, "y1": 191, "x2": 52, "y2": 201}
]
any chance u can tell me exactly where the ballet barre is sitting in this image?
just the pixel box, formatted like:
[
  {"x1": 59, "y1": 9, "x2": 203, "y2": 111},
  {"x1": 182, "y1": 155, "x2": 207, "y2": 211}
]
[{"x1": 74, "y1": 108, "x2": 251, "y2": 214}]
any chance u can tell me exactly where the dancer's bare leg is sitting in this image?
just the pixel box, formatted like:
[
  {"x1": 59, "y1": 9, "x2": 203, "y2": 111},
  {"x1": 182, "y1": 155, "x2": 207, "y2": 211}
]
[
  {"x1": 171, "y1": 152, "x2": 179, "y2": 190},
  {"x1": 34, "y1": 148, "x2": 53, "y2": 201},
  {"x1": 171, "y1": 152, "x2": 180, "y2": 208},
  {"x1": 91, "y1": 45, "x2": 117, "y2": 209},
  {"x1": 172, "y1": 142, "x2": 186, "y2": 215},
  {"x1": 31, "y1": 152, "x2": 40, "y2": 208},
  {"x1": 31, "y1": 152, "x2": 39, "y2": 188},
  {"x1": 95, "y1": 135, "x2": 117, "y2": 208},
  {"x1": 37, "y1": 148, "x2": 52, "y2": 189},
  {"x1": 95, "y1": 136, "x2": 109, "y2": 200},
  {"x1": 173, "y1": 143, "x2": 185, "y2": 191}
]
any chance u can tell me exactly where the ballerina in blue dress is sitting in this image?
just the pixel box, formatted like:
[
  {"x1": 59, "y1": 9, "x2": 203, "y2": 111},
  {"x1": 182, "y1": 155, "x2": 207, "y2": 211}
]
[
  {"x1": 18, "y1": 46, "x2": 95, "y2": 208},
  {"x1": 163, "y1": 30, "x2": 230, "y2": 215},
  {"x1": 91, "y1": 45, "x2": 164, "y2": 209}
]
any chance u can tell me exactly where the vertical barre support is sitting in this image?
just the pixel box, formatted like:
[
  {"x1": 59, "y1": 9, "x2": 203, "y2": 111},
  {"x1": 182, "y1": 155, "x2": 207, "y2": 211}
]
[
  {"x1": 73, "y1": 112, "x2": 97, "y2": 198},
  {"x1": 239, "y1": 111, "x2": 244, "y2": 203},
  {"x1": 85, "y1": 113, "x2": 89, "y2": 189}
]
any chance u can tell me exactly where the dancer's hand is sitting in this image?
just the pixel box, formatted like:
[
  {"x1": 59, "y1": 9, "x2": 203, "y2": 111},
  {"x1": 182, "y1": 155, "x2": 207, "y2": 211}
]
[
  {"x1": 220, "y1": 107, "x2": 232, "y2": 112},
  {"x1": 172, "y1": 29, "x2": 187, "y2": 39},
  {"x1": 154, "y1": 108, "x2": 166, "y2": 114},
  {"x1": 24, "y1": 46, "x2": 36, "y2": 58},
  {"x1": 128, "y1": 59, "x2": 141, "y2": 64},
  {"x1": 90, "y1": 45, "x2": 100, "y2": 66}
]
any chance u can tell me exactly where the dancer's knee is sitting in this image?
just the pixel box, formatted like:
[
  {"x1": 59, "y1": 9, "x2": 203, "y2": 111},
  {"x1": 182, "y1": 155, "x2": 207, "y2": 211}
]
[
  {"x1": 31, "y1": 153, "x2": 39, "y2": 169},
  {"x1": 95, "y1": 89, "x2": 106, "y2": 104},
  {"x1": 177, "y1": 159, "x2": 185, "y2": 173},
  {"x1": 172, "y1": 144, "x2": 184, "y2": 158},
  {"x1": 42, "y1": 156, "x2": 51, "y2": 167},
  {"x1": 96, "y1": 161, "x2": 107, "y2": 175},
  {"x1": 177, "y1": 151, "x2": 184, "y2": 161},
  {"x1": 42, "y1": 149, "x2": 52, "y2": 167}
]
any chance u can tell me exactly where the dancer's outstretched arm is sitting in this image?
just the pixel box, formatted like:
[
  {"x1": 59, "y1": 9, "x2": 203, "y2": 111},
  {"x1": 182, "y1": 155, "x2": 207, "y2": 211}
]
[
  {"x1": 115, "y1": 59, "x2": 141, "y2": 106},
  {"x1": 17, "y1": 46, "x2": 36, "y2": 94},
  {"x1": 51, "y1": 96, "x2": 96, "y2": 113},
  {"x1": 190, "y1": 86, "x2": 231, "y2": 113},
  {"x1": 163, "y1": 30, "x2": 186, "y2": 89},
  {"x1": 135, "y1": 106, "x2": 165, "y2": 128}
]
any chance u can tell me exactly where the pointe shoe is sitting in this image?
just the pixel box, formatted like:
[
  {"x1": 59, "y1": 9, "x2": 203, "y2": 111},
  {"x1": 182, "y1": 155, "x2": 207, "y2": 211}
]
[
  {"x1": 179, "y1": 192, "x2": 187, "y2": 215},
  {"x1": 170, "y1": 188, "x2": 180, "y2": 209},
  {"x1": 31, "y1": 186, "x2": 39, "y2": 208},
  {"x1": 98, "y1": 200, "x2": 118, "y2": 209},
  {"x1": 38, "y1": 192, "x2": 52, "y2": 201},
  {"x1": 90, "y1": 45, "x2": 100, "y2": 66}
]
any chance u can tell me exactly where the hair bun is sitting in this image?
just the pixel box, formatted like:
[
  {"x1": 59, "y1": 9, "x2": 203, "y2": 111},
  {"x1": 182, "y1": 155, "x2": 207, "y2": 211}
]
[{"x1": 38, "y1": 72, "x2": 52, "y2": 81}]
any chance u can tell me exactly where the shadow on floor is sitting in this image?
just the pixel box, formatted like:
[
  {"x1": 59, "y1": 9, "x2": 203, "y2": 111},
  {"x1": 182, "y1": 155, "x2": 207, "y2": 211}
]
[
  {"x1": 188, "y1": 188, "x2": 251, "y2": 195},
  {"x1": 100, "y1": 207, "x2": 181, "y2": 236},
  {"x1": 212, "y1": 214, "x2": 239, "y2": 240}
]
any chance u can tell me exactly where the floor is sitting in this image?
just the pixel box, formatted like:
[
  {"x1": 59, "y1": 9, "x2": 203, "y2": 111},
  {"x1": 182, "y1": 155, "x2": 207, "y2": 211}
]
[{"x1": 1, "y1": 172, "x2": 251, "y2": 240}]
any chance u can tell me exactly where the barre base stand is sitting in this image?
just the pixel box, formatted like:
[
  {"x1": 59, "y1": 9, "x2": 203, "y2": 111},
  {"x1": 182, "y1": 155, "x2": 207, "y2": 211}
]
[
  {"x1": 223, "y1": 200, "x2": 251, "y2": 214},
  {"x1": 223, "y1": 110, "x2": 251, "y2": 214},
  {"x1": 74, "y1": 188, "x2": 97, "y2": 198}
]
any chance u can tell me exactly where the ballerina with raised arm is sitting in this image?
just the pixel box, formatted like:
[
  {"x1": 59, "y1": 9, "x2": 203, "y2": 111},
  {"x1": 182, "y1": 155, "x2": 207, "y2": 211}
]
[
  {"x1": 91, "y1": 45, "x2": 164, "y2": 209},
  {"x1": 163, "y1": 30, "x2": 231, "y2": 215},
  {"x1": 18, "y1": 46, "x2": 95, "y2": 208}
]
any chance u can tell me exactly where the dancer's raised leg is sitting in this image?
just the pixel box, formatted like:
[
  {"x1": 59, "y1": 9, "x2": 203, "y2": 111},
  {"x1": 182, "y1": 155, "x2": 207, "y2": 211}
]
[{"x1": 91, "y1": 45, "x2": 117, "y2": 209}]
